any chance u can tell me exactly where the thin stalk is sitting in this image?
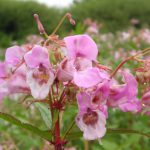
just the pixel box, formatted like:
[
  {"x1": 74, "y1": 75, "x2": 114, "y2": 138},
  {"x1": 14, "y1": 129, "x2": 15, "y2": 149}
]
[
  {"x1": 107, "y1": 128, "x2": 150, "y2": 138},
  {"x1": 62, "y1": 120, "x2": 75, "y2": 140},
  {"x1": 51, "y1": 13, "x2": 69, "y2": 35},
  {"x1": 110, "y1": 56, "x2": 133, "y2": 78},
  {"x1": 84, "y1": 140, "x2": 89, "y2": 150}
]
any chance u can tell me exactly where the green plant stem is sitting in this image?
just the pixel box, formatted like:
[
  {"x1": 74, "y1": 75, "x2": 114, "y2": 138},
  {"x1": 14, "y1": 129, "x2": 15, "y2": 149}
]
[
  {"x1": 51, "y1": 13, "x2": 68, "y2": 35},
  {"x1": 62, "y1": 120, "x2": 75, "y2": 140},
  {"x1": 107, "y1": 128, "x2": 150, "y2": 138}
]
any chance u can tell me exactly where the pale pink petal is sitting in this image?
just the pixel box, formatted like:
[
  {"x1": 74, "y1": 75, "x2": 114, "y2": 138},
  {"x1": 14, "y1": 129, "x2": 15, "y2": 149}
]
[
  {"x1": 57, "y1": 59, "x2": 75, "y2": 82},
  {"x1": 74, "y1": 67, "x2": 108, "y2": 88},
  {"x1": 64, "y1": 35, "x2": 98, "y2": 60},
  {"x1": 141, "y1": 91, "x2": 150, "y2": 106},
  {"x1": 76, "y1": 111, "x2": 106, "y2": 140},
  {"x1": 5, "y1": 46, "x2": 25, "y2": 66},
  {"x1": 27, "y1": 69, "x2": 54, "y2": 99},
  {"x1": 8, "y1": 73, "x2": 29, "y2": 94},
  {"x1": 0, "y1": 62, "x2": 9, "y2": 78},
  {"x1": 77, "y1": 92, "x2": 92, "y2": 113},
  {"x1": 24, "y1": 45, "x2": 50, "y2": 68},
  {"x1": 108, "y1": 71, "x2": 138, "y2": 107},
  {"x1": 0, "y1": 79, "x2": 9, "y2": 100},
  {"x1": 119, "y1": 99, "x2": 142, "y2": 112}
]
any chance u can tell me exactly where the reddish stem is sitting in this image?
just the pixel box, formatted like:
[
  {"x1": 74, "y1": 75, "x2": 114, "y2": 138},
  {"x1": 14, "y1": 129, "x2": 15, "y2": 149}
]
[
  {"x1": 110, "y1": 56, "x2": 133, "y2": 78},
  {"x1": 54, "y1": 118, "x2": 63, "y2": 150}
]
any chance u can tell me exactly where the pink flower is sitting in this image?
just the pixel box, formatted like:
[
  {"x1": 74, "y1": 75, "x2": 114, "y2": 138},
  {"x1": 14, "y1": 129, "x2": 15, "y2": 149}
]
[
  {"x1": 118, "y1": 98, "x2": 142, "y2": 112},
  {"x1": 5, "y1": 46, "x2": 26, "y2": 67},
  {"x1": 0, "y1": 62, "x2": 9, "y2": 78},
  {"x1": 8, "y1": 64, "x2": 30, "y2": 94},
  {"x1": 24, "y1": 45, "x2": 54, "y2": 99},
  {"x1": 0, "y1": 78, "x2": 9, "y2": 100},
  {"x1": 92, "y1": 81, "x2": 110, "y2": 106},
  {"x1": 74, "y1": 67, "x2": 109, "y2": 88},
  {"x1": 108, "y1": 71, "x2": 139, "y2": 112},
  {"x1": 24, "y1": 45, "x2": 50, "y2": 68},
  {"x1": 76, "y1": 92, "x2": 106, "y2": 140},
  {"x1": 58, "y1": 35, "x2": 108, "y2": 88},
  {"x1": 64, "y1": 35, "x2": 98, "y2": 61}
]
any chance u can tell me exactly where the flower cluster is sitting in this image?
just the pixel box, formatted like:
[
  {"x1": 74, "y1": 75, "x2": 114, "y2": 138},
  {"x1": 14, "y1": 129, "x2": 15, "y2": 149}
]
[{"x1": 0, "y1": 15, "x2": 150, "y2": 145}]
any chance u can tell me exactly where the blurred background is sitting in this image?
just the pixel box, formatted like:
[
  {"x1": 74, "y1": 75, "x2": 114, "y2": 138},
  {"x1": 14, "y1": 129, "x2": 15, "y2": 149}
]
[{"x1": 0, "y1": 0, "x2": 150, "y2": 150}]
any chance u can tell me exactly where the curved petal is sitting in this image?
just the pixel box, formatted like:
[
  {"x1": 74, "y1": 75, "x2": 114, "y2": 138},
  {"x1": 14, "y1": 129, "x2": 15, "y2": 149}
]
[
  {"x1": 5, "y1": 46, "x2": 25, "y2": 66},
  {"x1": 27, "y1": 68, "x2": 54, "y2": 99},
  {"x1": 108, "y1": 71, "x2": 138, "y2": 107},
  {"x1": 57, "y1": 59, "x2": 75, "y2": 82},
  {"x1": 0, "y1": 62, "x2": 9, "y2": 78},
  {"x1": 64, "y1": 35, "x2": 98, "y2": 60},
  {"x1": 24, "y1": 45, "x2": 50, "y2": 69},
  {"x1": 77, "y1": 92, "x2": 92, "y2": 113},
  {"x1": 141, "y1": 91, "x2": 150, "y2": 106},
  {"x1": 119, "y1": 99, "x2": 142, "y2": 112},
  {"x1": 74, "y1": 67, "x2": 108, "y2": 88}
]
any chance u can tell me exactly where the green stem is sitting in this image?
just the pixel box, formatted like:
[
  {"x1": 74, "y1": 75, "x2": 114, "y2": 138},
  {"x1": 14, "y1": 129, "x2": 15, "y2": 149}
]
[
  {"x1": 51, "y1": 13, "x2": 69, "y2": 35},
  {"x1": 62, "y1": 120, "x2": 75, "y2": 140},
  {"x1": 107, "y1": 128, "x2": 150, "y2": 138}
]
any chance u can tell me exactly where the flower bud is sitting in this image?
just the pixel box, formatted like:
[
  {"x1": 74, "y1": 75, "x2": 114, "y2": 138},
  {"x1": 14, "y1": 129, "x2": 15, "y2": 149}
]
[{"x1": 34, "y1": 14, "x2": 45, "y2": 34}]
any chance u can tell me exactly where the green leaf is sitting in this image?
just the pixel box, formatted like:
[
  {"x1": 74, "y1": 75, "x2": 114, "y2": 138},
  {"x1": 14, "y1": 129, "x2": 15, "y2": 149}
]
[
  {"x1": 34, "y1": 103, "x2": 52, "y2": 129},
  {"x1": 0, "y1": 112, "x2": 52, "y2": 141}
]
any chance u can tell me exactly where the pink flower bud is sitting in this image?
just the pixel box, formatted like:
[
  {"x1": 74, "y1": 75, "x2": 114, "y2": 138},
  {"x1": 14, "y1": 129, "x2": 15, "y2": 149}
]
[{"x1": 34, "y1": 14, "x2": 45, "y2": 34}]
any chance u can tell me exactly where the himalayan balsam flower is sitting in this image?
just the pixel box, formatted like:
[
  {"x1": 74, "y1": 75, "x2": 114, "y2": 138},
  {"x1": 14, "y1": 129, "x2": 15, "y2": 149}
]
[
  {"x1": 108, "y1": 71, "x2": 141, "y2": 112},
  {"x1": 24, "y1": 45, "x2": 54, "y2": 99},
  {"x1": 0, "y1": 29, "x2": 148, "y2": 146},
  {"x1": 58, "y1": 34, "x2": 108, "y2": 88},
  {"x1": 76, "y1": 92, "x2": 106, "y2": 140}
]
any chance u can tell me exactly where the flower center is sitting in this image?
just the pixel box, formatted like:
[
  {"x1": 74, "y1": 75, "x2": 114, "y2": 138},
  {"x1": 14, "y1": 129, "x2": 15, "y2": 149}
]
[
  {"x1": 83, "y1": 108, "x2": 98, "y2": 126},
  {"x1": 32, "y1": 64, "x2": 49, "y2": 84}
]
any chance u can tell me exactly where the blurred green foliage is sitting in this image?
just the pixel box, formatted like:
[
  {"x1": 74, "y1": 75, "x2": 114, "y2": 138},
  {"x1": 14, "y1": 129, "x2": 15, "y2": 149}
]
[
  {"x1": 1, "y1": 0, "x2": 150, "y2": 47},
  {"x1": 0, "y1": 0, "x2": 62, "y2": 47},
  {"x1": 0, "y1": 0, "x2": 150, "y2": 149},
  {"x1": 70, "y1": 0, "x2": 150, "y2": 32}
]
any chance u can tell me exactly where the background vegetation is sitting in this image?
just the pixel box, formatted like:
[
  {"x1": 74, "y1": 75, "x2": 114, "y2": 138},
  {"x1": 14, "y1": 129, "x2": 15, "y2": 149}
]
[
  {"x1": 1, "y1": 0, "x2": 150, "y2": 47},
  {"x1": 0, "y1": 0, "x2": 150, "y2": 150}
]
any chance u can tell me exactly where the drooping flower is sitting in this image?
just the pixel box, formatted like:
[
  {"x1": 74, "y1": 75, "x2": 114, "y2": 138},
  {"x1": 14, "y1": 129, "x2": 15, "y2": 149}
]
[
  {"x1": 24, "y1": 45, "x2": 54, "y2": 99},
  {"x1": 108, "y1": 71, "x2": 139, "y2": 112},
  {"x1": 76, "y1": 92, "x2": 106, "y2": 140}
]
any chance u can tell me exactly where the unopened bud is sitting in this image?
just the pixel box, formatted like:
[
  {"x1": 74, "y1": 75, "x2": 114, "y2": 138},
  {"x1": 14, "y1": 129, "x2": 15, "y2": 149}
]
[
  {"x1": 66, "y1": 13, "x2": 76, "y2": 25},
  {"x1": 34, "y1": 14, "x2": 45, "y2": 34}
]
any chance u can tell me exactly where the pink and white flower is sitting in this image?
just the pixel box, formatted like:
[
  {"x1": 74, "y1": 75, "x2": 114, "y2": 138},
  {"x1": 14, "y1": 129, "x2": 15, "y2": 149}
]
[
  {"x1": 24, "y1": 45, "x2": 54, "y2": 99},
  {"x1": 76, "y1": 92, "x2": 106, "y2": 140},
  {"x1": 58, "y1": 35, "x2": 108, "y2": 88}
]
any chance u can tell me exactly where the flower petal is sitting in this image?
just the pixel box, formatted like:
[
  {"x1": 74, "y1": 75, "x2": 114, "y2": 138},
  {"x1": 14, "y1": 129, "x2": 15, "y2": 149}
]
[
  {"x1": 27, "y1": 69, "x2": 54, "y2": 99},
  {"x1": 64, "y1": 35, "x2": 98, "y2": 60},
  {"x1": 24, "y1": 45, "x2": 50, "y2": 68},
  {"x1": 74, "y1": 67, "x2": 108, "y2": 88},
  {"x1": 5, "y1": 46, "x2": 25, "y2": 66}
]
